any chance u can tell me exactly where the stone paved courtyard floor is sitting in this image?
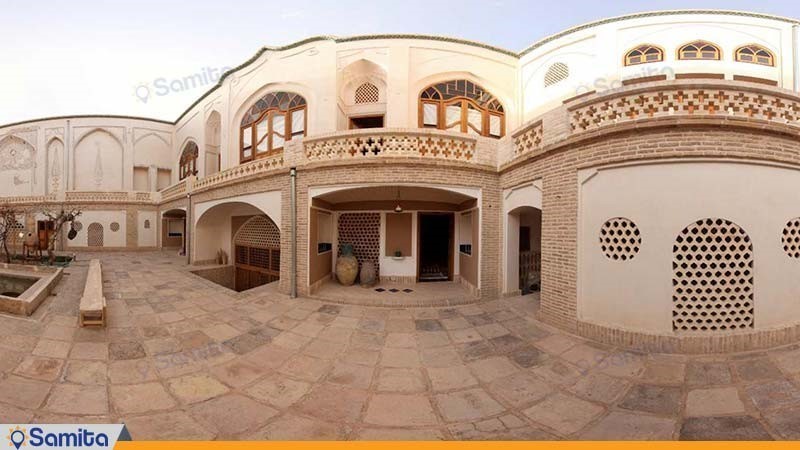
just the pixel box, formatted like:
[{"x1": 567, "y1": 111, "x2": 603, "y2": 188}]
[{"x1": 2, "y1": 251, "x2": 800, "y2": 440}]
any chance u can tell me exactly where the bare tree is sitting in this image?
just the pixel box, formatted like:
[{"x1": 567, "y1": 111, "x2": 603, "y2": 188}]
[
  {"x1": 41, "y1": 205, "x2": 82, "y2": 265},
  {"x1": 0, "y1": 203, "x2": 21, "y2": 263}
]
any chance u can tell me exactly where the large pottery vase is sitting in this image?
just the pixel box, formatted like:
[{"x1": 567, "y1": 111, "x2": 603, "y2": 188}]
[
  {"x1": 336, "y1": 244, "x2": 359, "y2": 286},
  {"x1": 360, "y1": 261, "x2": 377, "y2": 287}
]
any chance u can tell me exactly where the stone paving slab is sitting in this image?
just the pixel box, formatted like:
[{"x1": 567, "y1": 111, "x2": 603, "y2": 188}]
[{"x1": 2, "y1": 250, "x2": 800, "y2": 440}]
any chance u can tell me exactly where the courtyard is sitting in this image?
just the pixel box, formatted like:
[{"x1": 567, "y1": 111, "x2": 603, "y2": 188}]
[{"x1": 0, "y1": 252, "x2": 799, "y2": 440}]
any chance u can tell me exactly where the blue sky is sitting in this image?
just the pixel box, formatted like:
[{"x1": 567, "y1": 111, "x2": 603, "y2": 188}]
[{"x1": 1, "y1": 0, "x2": 797, "y2": 124}]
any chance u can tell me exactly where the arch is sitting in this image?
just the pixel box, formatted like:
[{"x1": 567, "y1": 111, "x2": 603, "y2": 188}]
[
  {"x1": 543, "y1": 62, "x2": 569, "y2": 87},
  {"x1": 672, "y1": 218, "x2": 754, "y2": 333},
  {"x1": 678, "y1": 40, "x2": 721, "y2": 60},
  {"x1": 503, "y1": 182, "x2": 544, "y2": 295},
  {"x1": 735, "y1": 44, "x2": 775, "y2": 66},
  {"x1": 624, "y1": 44, "x2": 664, "y2": 66},
  {"x1": 418, "y1": 79, "x2": 505, "y2": 138},
  {"x1": 179, "y1": 140, "x2": 198, "y2": 180},
  {"x1": 239, "y1": 91, "x2": 307, "y2": 163},
  {"x1": 72, "y1": 129, "x2": 124, "y2": 191},
  {"x1": 87, "y1": 223, "x2": 104, "y2": 247},
  {"x1": 204, "y1": 111, "x2": 221, "y2": 176},
  {"x1": 233, "y1": 215, "x2": 281, "y2": 290}
]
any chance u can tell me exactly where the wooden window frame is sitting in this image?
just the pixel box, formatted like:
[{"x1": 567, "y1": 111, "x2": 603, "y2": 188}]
[
  {"x1": 735, "y1": 44, "x2": 775, "y2": 67},
  {"x1": 239, "y1": 94, "x2": 307, "y2": 164},
  {"x1": 624, "y1": 45, "x2": 664, "y2": 66},
  {"x1": 678, "y1": 41, "x2": 721, "y2": 61},
  {"x1": 178, "y1": 142, "x2": 198, "y2": 181},
  {"x1": 417, "y1": 81, "x2": 505, "y2": 138}
]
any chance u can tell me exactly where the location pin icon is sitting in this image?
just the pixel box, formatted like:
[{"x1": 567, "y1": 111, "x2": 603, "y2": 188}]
[{"x1": 10, "y1": 429, "x2": 25, "y2": 450}]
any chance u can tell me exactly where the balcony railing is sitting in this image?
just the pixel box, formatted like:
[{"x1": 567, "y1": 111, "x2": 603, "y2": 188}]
[
  {"x1": 65, "y1": 191, "x2": 155, "y2": 203},
  {"x1": 159, "y1": 178, "x2": 190, "y2": 203},
  {"x1": 302, "y1": 128, "x2": 496, "y2": 167},
  {"x1": 567, "y1": 81, "x2": 800, "y2": 134},
  {"x1": 192, "y1": 153, "x2": 283, "y2": 193}
]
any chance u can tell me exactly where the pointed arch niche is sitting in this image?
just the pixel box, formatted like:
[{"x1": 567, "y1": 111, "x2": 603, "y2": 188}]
[
  {"x1": 338, "y1": 59, "x2": 387, "y2": 130},
  {"x1": 72, "y1": 129, "x2": 124, "y2": 191}
]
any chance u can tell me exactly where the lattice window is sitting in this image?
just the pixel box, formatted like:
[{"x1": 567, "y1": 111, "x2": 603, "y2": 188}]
[
  {"x1": 625, "y1": 45, "x2": 664, "y2": 66},
  {"x1": 338, "y1": 212, "x2": 380, "y2": 275},
  {"x1": 234, "y1": 215, "x2": 280, "y2": 249},
  {"x1": 782, "y1": 218, "x2": 800, "y2": 259},
  {"x1": 354, "y1": 82, "x2": 380, "y2": 104},
  {"x1": 110, "y1": 222, "x2": 120, "y2": 232},
  {"x1": 240, "y1": 91, "x2": 307, "y2": 163},
  {"x1": 419, "y1": 79, "x2": 504, "y2": 138},
  {"x1": 544, "y1": 63, "x2": 569, "y2": 87},
  {"x1": 599, "y1": 218, "x2": 641, "y2": 261},
  {"x1": 144, "y1": 219, "x2": 151, "y2": 229},
  {"x1": 678, "y1": 41, "x2": 721, "y2": 60},
  {"x1": 673, "y1": 218, "x2": 754, "y2": 333},
  {"x1": 736, "y1": 44, "x2": 775, "y2": 66},
  {"x1": 87, "y1": 223, "x2": 104, "y2": 247}
]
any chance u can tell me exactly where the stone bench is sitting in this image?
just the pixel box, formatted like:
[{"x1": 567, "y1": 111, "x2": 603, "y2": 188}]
[{"x1": 79, "y1": 259, "x2": 106, "y2": 327}]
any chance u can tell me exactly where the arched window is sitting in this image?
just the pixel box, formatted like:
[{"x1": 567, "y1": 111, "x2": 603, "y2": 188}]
[
  {"x1": 240, "y1": 91, "x2": 307, "y2": 163},
  {"x1": 419, "y1": 79, "x2": 505, "y2": 138},
  {"x1": 354, "y1": 82, "x2": 380, "y2": 104},
  {"x1": 624, "y1": 45, "x2": 664, "y2": 66},
  {"x1": 179, "y1": 141, "x2": 198, "y2": 180},
  {"x1": 544, "y1": 63, "x2": 569, "y2": 87},
  {"x1": 735, "y1": 44, "x2": 775, "y2": 66},
  {"x1": 678, "y1": 41, "x2": 721, "y2": 60}
]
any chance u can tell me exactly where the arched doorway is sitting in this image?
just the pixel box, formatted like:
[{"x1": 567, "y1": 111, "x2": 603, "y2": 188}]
[
  {"x1": 233, "y1": 215, "x2": 281, "y2": 291},
  {"x1": 507, "y1": 206, "x2": 542, "y2": 294},
  {"x1": 161, "y1": 209, "x2": 186, "y2": 255}
]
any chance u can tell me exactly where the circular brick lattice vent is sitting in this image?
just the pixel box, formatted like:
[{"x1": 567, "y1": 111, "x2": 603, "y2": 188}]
[
  {"x1": 354, "y1": 82, "x2": 380, "y2": 104},
  {"x1": 73, "y1": 221, "x2": 83, "y2": 232},
  {"x1": 599, "y1": 217, "x2": 641, "y2": 261},
  {"x1": 110, "y1": 222, "x2": 120, "y2": 232},
  {"x1": 781, "y1": 218, "x2": 800, "y2": 259},
  {"x1": 672, "y1": 218, "x2": 754, "y2": 333}
]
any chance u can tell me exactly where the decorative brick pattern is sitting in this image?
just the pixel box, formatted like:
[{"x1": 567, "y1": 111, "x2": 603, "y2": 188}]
[
  {"x1": 599, "y1": 217, "x2": 641, "y2": 261},
  {"x1": 512, "y1": 121, "x2": 543, "y2": 158},
  {"x1": 234, "y1": 215, "x2": 280, "y2": 249},
  {"x1": 672, "y1": 218, "x2": 754, "y2": 333},
  {"x1": 354, "y1": 82, "x2": 380, "y2": 104},
  {"x1": 781, "y1": 218, "x2": 800, "y2": 259},
  {"x1": 109, "y1": 222, "x2": 120, "y2": 232},
  {"x1": 192, "y1": 155, "x2": 284, "y2": 192},
  {"x1": 305, "y1": 130, "x2": 477, "y2": 163},
  {"x1": 570, "y1": 86, "x2": 800, "y2": 133},
  {"x1": 337, "y1": 213, "x2": 381, "y2": 275}
]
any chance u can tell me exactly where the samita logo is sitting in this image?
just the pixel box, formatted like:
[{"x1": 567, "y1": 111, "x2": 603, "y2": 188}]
[
  {"x1": 5, "y1": 426, "x2": 115, "y2": 449},
  {"x1": 7, "y1": 426, "x2": 26, "y2": 449}
]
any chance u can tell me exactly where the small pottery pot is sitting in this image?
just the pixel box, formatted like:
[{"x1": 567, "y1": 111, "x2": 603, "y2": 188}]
[
  {"x1": 336, "y1": 244, "x2": 358, "y2": 286},
  {"x1": 360, "y1": 261, "x2": 377, "y2": 287}
]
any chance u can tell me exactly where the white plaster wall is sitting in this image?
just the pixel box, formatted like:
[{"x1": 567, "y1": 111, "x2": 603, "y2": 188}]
[
  {"x1": 68, "y1": 210, "x2": 127, "y2": 248},
  {"x1": 578, "y1": 160, "x2": 800, "y2": 334},
  {"x1": 138, "y1": 211, "x2": 157, "y2": 247}
]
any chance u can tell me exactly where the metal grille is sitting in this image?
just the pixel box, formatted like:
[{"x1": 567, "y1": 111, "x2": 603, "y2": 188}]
[{"x1": 672, "y1": 218, "x2": 754, "y2": 333}]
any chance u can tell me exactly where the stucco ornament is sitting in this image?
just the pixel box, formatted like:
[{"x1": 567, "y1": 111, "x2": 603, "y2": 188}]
[
  {"x1": 0, "y1": 136, "x2": 35, "y2": 171},
  {"x1": 93, "y1": 143, "x2": 104, "y2": 188}
]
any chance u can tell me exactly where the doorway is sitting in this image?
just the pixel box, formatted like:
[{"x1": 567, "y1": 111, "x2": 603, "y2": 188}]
[
  {"x1": 37, "y1": 220, "x2": 55, "y2": 250},
  {"x1": 349, "y1": 115, "x2": 384, "y2": 129},
  {"x1": 417, "y1": 213, "x2": 454, "y2": 282}
]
